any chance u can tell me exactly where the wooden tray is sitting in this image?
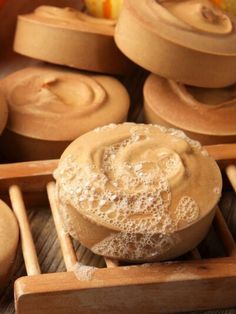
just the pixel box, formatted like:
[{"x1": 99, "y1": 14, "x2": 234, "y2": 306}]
[{"x1": 0, "y1": 144, "x2": 236, "y2": 314}]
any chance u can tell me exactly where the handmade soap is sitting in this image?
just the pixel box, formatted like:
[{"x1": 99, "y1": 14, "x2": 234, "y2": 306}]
[
  {"x1": 115, "y1": 0, "x2": 236, "y2": 87},
  {"x1": 55, "y1": 123, "x2": 222, "y2": 262},
  {"x1": 144, "y1": 74, "x2": 236, "y2": 145},
  {"x1": 0, "y1": 200, "x2": 19, "y2": 292},
  {"x1": 0, "y1": 66, "x2": 130, "y2": 161},
  {"x1": 14, "y1": 5, "x2": 133, "y2": 75},
  {"x1": 0, "y1": 90, "x2": 8, "y2": 135}
]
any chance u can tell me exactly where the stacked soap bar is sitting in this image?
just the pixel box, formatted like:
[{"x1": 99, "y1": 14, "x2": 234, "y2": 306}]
[
  {"x1": 0, "y1": 1, "x2": 132, "y2": 162},
  {"x1": 115, "y1": 0, "x2": 236, "y2": 145}
]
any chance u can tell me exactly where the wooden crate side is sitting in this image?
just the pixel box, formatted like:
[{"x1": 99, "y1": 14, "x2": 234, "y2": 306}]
[{"x1": 15, "y1": 258, "x2": 236, "y2": 314}]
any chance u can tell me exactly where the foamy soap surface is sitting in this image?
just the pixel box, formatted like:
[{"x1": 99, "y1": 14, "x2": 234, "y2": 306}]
[{"x1": 55, "y1": 123, "x2": 222, "y2": 262}]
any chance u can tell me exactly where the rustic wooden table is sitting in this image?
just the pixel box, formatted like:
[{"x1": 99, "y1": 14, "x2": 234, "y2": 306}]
[{"x1": 0, "y1": 1, "x2": 236, "y2": 313}]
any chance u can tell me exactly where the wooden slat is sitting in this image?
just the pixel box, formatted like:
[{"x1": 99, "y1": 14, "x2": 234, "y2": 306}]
[
  {"x1": 14, "y1": 258, "x2": 236, "y2": 314},
  {"x1": 0, "y1": 160, "x2": 57, "y2": 193},
  {"x1": 214, "y1": 208, "x2": 236, "y2": 257},
  {"x1": 104, "y1": 258, "x2": 119, "y2": 268},
  {"x1": 9, "y1": 185, "x2": 41, "y2": 276},
  {"x1": 46, "y1": 182, "x2": 77, "y2": 271},
  {"x1": 205, "y1": 144, "x2": 236, "y2": 161},
  {"x1": 226, "y1": 165, "x2": 236, "y2": 193}
]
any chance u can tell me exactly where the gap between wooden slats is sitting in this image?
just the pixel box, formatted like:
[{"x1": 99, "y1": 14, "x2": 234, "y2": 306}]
[
  {"x1": 214, "y1": 208, "x2": 236, "y2": 257},
  {"x1": 213, "y1": 165, "x2": 236, "y2": 258}
]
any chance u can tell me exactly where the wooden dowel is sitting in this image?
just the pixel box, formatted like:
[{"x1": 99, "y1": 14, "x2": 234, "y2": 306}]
[
  {"x1": 204, "y1": 143, "x2": 236, "y2": 161},
  {"x1": 214, "y1": 207, "x2": 236, "y2": 257},
  {"x1": 226, "y1": 165, "x2": 236, "y2": 193},
  {"x1": 190, "y1": 248, "x2": 201, "y2": 260},
  {"x1": 47, "y1": 182, "x2": 77, "y2": 271},
  {"x1": 104, "y1": 258, "x2": 119, "y2": 268},
  {"x1": 9, "y1": 185, "x2": 41, "y2": 276}
]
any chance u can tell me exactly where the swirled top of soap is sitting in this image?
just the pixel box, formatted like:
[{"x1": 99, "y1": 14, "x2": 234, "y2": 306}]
[
  {"x1": 22, "y1": 5, "x2": 115, "y2": 35},
  {"x1": 144, "y1": 74, "x2": 236, "y2": 136},
  {"x1": 126, "y1": 0, "x2": 236, "y2": 54},
  {"x1": 0, "y1": 67, "x2": 129, "y2": 141},
  {"x1": 55, "y1": 123, "x2": 222, "y2": 259}
]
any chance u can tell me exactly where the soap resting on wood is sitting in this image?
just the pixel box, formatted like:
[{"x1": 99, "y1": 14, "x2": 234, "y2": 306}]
[
  {"x1": 115, "y1": 0, "x2": 236, "y2": 87},
  {"x1": 55, "y1": 123, "x2": 222, "y2": 262},
  {"x1": 144, "y1": 74, "x2": 236, "y2": 145},
  {"x1": 0, "y1": 66, "x2": 130, "y2": 161},
  {"x1": 14, "y1": 5, "x2": 134, "y2": 75},
  {"x1": 0, "y1": 200, "x2": 19, "y2": 293}
]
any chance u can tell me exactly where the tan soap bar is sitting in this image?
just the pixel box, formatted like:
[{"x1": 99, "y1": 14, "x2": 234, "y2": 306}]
[
  {"x1": 144, "y1": 74, "x2": 236, "y2": 145},
  {"x1": 14, "y1": 6, "x2": 133, "y2": 75},
  {"x1": 115, "y1": 0, "x2": 236, "y2": 87},
  {"x1": 0, "y1": 91, "x2": 8, "y2": 135},
  {"x1": 0, "y1": 200, "x2": 19, "y2": 292},
  {"x1": 0, "y1": 66, "x2": 130, "y2": 161},
  {"x1": 54, "y1": 123, "x2": 222, "y2": 262}
]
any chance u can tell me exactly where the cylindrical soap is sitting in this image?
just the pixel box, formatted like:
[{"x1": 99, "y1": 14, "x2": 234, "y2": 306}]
[
  {"x1": 55, "y1": 123, "x2": 222, "y2": 262},
  {"x1": 144, "y1": 74, "x2": 236, "y2": 145},
  {"x1": 14, "y1": 5, "x2": 133, "y2": 75},
  {"x1": 0, "y1": 200, "x2": 19, "y2": 293},
  {"x1": 0, "y1": 66, "x2": 130, "y2": 161},
  {"x1": 115, "y1": 0, "x2": 236, "y2": 87}
]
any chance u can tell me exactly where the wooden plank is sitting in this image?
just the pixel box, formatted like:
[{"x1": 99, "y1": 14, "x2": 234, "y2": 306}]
[
  {"x1": 205, "y1": 144, "x2": 236, "y2": 162},
  {"x1": 15, "y1": 258, "x2": 236, "y2": 314},
  {"x1": 0, "y1": 160, "x2": 57, "y2": 193},
  {"x1": 9, "y1": 185, "x2": 41, "y2": 275}
]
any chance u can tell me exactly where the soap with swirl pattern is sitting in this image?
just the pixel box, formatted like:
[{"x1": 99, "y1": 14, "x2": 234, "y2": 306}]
[
  {"x1": 14, "y1": 5, "x2": 133, "y2": 75},
  {"x1": 115, "y1": 0, "x2": 236, "y2": 87}
]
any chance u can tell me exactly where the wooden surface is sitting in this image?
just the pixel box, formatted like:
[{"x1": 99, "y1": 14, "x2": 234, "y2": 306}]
[{"x1": 0, "y1": 1, "x2": 236, "y2": 313}]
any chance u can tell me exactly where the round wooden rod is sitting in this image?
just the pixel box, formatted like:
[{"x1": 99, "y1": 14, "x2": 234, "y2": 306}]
[
  {"x1": 226, "y1": 165, "x2": 236, "y2": 193},
  {"x1": 47, "y1": 182, "x2": 78, "y2": 271},
  {"x1": 9, "y1": 185, "x2": 41, "y2": 276}
]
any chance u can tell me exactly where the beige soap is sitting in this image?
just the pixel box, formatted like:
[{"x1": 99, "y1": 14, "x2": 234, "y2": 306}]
[
  {"x1": 0, "y1": 66, "x2": 130, "y2": 161},
  {"x1": 55, "y1": 123, "x2": 222, "y2": 262},
  {"x1": 144, "y1": 74, "x2": 236, "y2": 145},
  {"x1": 0, "y1": 200, "x2": 19, "y2": 292},
  {"x1": 0, "y1": 90, "x2": 8, "y2": 135},
  {"x1": 14, "y1": 6, "x2": 133, "y2": 75},
  {"x1": 115, "y1": 0, "x2": 236, "y2": 87}
]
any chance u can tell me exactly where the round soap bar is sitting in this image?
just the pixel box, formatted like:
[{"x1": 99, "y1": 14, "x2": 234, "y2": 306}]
[
  {"x1": 0, "y1": 200, "x2": 19, "y2": 292},
  {"x1": 55, "y1": 123, "x2": 222, "y2": 262},
  {"x1": 115, "y1": 0, "x2": 236, "y2": 87},
  {"x1": 0, "y1": 91, "x2": 7, "y2": 135},
  {"x1": 144, "y1": 74, "x2": 236, "y2": 145},
  {"x1": 0, "y1": 66, "x2": 130, "y2": 161},
  {"x1": 14, "y1": 5, "x2": 133, "y2": 75},
  {"x1": 85, "y1": 0, "x2": 123, "y2": 19}
]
